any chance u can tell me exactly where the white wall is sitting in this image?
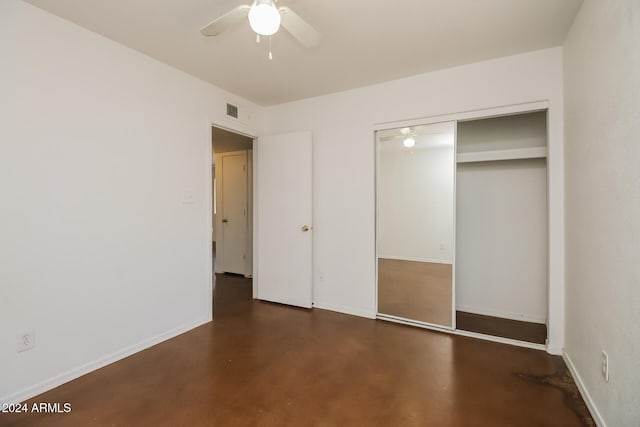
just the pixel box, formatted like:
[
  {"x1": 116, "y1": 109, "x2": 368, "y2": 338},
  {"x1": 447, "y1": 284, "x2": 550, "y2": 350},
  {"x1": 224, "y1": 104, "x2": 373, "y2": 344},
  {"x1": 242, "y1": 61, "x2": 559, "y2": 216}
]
[
  {"x1": 563, "y1": 1, "x2": 640, "y2": 425},
  {"x1": 378, "y1": 142, "x2": 454, "y2": 263},
  {"x1": 262, "y1": 47, "x2": 565, "y2": 351},
  {"x1": 455, "y1": 114, "x2": 548, "y2": 323},
  {"x1": 456, "y1": 159, "x2": 548, "y2": 322},
  {"x1": 0, "y1": 0, "x2": 261, "y2": 403}
]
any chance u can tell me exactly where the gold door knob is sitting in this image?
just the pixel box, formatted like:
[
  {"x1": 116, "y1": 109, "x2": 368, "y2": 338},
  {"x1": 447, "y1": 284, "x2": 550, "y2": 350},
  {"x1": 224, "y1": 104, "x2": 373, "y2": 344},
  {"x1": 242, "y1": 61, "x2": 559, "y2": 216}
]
[{"x1": 301, "y1": 225, "x2": 311, "y2": 232}]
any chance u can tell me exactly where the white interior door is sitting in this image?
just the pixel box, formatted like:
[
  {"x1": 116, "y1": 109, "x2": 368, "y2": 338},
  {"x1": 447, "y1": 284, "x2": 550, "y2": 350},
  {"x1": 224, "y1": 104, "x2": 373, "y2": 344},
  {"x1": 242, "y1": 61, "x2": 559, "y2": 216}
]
[
  {"x1": 221, "y1": 151, "x2": 248, "y2": 274},
  {"x1": 256, "y1": 131, "x2": 312, "y2": 308}
]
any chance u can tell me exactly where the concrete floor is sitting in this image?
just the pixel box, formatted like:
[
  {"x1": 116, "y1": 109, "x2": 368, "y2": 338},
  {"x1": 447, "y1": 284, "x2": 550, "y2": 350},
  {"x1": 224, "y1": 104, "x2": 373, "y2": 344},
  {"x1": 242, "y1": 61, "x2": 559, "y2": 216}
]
[{"x1": 2, "y1": 274, "x2": 593, "y2": 426}]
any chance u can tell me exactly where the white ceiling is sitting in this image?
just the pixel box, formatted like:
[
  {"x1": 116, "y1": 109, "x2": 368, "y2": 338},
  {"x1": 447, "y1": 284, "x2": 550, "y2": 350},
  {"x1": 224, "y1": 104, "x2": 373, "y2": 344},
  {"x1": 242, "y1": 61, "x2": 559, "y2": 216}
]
[{"x1": 23, "y1": 0, "x2": 583, "y2": 106}]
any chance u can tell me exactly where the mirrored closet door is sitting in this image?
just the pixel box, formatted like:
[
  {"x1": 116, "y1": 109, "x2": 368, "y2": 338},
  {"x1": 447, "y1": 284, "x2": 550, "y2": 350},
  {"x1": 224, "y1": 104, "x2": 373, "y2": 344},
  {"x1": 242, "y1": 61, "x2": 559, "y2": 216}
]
[{"x1": 376, "y1": 121, "x2": 456, "y2": 328}]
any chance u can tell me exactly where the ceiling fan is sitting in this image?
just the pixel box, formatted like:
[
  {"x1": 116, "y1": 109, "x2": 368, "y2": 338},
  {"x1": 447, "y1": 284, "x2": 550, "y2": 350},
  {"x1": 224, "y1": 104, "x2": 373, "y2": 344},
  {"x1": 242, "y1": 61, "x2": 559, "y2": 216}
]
[
  {"x1": 380, "y1": 128, "x2": 417, "y2": 147},
  {"x1": 200, "y1": 0, "x2": 321, "y2": 53}
]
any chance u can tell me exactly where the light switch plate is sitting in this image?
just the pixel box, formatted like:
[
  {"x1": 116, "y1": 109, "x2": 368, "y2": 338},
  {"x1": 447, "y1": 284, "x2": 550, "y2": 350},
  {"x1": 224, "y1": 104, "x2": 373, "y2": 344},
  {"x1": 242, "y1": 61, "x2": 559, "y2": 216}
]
[{"x1": 181, "y1": 190, "x2": 195, "y2": 204}]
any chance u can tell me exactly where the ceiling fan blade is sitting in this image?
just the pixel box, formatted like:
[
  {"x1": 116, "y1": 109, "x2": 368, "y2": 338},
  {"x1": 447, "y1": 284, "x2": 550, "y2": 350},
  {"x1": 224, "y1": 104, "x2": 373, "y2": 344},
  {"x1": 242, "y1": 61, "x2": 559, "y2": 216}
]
[
  {"x1": 200, "y1": 5, "x2": 250, "y2": 36},
  {"x1": 379, "y1": 136, "x2": 398, "y2": 142},
  {"x1": 278, "y1": 7, "x2": 321, "y2": 48}
]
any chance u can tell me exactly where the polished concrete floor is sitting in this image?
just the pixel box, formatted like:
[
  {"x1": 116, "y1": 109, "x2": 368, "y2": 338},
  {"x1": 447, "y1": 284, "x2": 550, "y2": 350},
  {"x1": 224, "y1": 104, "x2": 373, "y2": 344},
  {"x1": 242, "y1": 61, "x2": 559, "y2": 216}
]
[
  {"x1": 2, "y1": 275, "x2": 593, "y2": 426},
  {"x1": 378, "y1": 258, "x2": 453, "y2": 327}
]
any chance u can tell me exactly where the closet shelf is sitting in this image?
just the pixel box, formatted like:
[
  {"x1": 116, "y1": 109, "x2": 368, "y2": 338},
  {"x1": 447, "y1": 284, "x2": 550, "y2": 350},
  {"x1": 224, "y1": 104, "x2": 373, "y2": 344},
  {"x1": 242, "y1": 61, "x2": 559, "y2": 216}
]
[{"x1": 456, "y1": 147, "x2": 547, "y2": 163}]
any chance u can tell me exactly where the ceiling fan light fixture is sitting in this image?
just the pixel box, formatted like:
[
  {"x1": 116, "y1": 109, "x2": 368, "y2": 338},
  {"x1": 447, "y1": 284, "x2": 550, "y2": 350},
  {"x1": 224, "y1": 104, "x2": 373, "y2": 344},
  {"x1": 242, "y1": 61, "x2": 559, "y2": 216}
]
[
  {"x1": 248, "y1": 0, "x2": 281, "y2": 36},
  {"x1": 403, "y1": 137, "x2": 416, "y2": 148}
]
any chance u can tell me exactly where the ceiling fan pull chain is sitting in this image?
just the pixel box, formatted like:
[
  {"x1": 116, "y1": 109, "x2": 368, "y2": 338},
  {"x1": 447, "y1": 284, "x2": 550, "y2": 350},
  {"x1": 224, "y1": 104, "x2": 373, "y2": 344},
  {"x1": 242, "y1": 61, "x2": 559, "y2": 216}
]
[
  {"x1": 256, "y1": 33, "x2": 260, "y2": 43},
  {"x1": 269, "y1": 35, "x2": 273, "y2": 60}
]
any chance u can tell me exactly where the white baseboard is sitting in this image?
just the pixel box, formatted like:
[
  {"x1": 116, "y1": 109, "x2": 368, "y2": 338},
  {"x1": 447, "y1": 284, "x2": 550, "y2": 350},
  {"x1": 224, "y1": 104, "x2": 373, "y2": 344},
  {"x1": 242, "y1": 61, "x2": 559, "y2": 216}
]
[
  {"x1": 456, "y1": 304, "x2": 546, "y2": 324},
  {"x1": 1, "y1": 316, "x2": 210, "y2": 405},
  {"x1": 563, "y1": 351, "x2": 607, "y2": 427},
  {"x1": 453, "y1": 328, "x2": 547, "y2": 351},
  {"x1": 546, "y1": 345, "x2": 563, "y2": 356},
  {"x1": 312, "y1": 302, "x2": 376, "y2": 319}
]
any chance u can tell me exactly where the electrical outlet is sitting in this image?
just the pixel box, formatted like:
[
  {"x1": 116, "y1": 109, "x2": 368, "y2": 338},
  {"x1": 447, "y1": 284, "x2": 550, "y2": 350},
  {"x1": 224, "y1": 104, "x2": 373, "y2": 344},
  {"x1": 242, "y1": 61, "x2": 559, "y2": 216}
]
[
  {"x1": 17, "y1": 329, "x2": 35, "y2": 352},
  {"x1": 319, "y1": 272, "x2": 325, "y2": 282},
  {"x1": 601, "y1": 350, "x2": 609, "y2": 382},
  {"x1": 440, "y1": 243, "x2": 445, "y2": 250}
]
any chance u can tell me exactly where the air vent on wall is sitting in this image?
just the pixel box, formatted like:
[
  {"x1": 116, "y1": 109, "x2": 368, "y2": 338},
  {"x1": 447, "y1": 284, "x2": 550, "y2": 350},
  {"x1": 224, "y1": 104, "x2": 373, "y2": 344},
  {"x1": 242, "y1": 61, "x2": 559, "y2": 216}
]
[{"x1": 226, "y1": 103, "x2": 239, "y2": 119}]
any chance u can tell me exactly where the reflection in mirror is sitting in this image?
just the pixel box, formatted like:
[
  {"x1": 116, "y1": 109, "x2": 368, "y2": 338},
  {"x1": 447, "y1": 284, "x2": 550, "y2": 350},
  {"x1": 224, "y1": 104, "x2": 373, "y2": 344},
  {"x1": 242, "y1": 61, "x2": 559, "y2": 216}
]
[{"x1": 377, "y1": 121, "x2": 455, "y2": 328}]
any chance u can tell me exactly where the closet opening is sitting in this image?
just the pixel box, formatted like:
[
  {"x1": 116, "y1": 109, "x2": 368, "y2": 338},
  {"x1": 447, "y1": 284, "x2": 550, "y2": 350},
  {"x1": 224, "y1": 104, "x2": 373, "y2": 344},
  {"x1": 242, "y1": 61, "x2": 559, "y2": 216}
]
[{"x1": 455, "y1": 111, "x2": 548, "y2": 344}]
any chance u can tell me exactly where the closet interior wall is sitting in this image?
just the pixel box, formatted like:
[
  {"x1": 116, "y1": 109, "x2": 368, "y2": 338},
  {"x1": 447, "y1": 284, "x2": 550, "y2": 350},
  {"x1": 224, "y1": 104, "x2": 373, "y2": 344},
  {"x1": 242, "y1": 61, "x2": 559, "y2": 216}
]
[{"x1": 455, "y1": 112, "x2": 549, "y2": 329}]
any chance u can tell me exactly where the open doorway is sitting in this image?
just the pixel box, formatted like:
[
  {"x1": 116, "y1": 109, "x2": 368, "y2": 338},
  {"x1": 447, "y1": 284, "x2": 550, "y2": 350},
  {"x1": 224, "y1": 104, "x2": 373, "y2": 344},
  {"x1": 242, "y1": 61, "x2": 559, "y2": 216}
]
[{"x1": 211, "y1": 126, "x2": 254, "y2": 317}]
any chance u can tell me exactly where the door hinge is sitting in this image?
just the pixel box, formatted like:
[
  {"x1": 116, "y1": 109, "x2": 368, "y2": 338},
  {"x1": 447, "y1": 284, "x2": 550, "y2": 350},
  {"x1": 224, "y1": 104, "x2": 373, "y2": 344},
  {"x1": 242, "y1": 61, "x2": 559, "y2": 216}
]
[{"x1": 243, "y1": 164, "x2": 246, "y2": 172}]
